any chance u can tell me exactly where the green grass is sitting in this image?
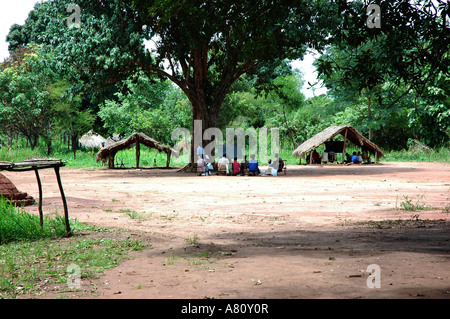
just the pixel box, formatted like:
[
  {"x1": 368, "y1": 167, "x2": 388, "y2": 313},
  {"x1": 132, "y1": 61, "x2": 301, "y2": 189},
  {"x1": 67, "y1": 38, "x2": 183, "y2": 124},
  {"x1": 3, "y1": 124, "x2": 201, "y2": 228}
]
[
  {"x1": 381, "y1": 147, "x2": 450, "y2": 163},
  {"x1": 0, "y1": 197, "x2": 68, "y2": 244},
  {"x1": 184, "y1": 233, "x2": 199, "y2": 245},
  {"x1": 0, "y1": 141, "x2": 177, "y2": 168},
  {"x1": 0, "y1": 199, "x2": 146, "y2": 298}
]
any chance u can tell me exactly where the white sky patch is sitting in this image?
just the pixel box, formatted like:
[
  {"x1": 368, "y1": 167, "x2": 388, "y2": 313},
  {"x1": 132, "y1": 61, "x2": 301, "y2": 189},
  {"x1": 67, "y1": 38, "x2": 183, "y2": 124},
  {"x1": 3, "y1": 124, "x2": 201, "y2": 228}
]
[
  {"x1": 0, "y1": 0, "x2": 48, "y2": 62},
  {"x1": 291, "y1": 50, "x2": 328, "y2": 98}
]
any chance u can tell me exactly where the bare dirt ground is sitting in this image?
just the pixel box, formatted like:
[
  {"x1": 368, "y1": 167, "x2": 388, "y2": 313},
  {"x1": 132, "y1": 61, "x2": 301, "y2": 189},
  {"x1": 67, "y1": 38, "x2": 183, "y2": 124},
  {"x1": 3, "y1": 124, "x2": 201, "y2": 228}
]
[{"x1": 3, "y1": 161, "x2": 450, "y2": 299}]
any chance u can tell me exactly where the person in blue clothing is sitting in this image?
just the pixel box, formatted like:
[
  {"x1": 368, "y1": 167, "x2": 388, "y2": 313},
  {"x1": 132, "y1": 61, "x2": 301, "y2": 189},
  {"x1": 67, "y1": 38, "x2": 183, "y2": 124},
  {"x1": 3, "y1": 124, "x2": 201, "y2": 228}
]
[
  {"x1": 248, "y1": 154, "x2": 260, "y2": 175},
  {"x1": 351, "y1": 151, "x2": 360, "y2": 164}
]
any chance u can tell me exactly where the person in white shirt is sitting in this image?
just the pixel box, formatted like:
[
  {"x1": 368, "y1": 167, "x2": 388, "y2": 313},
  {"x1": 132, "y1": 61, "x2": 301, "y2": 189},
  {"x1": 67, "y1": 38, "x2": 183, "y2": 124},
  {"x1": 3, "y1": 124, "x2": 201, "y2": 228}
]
[{"x1": 218, "y1": 154, "x2": 230, "y2": 174}]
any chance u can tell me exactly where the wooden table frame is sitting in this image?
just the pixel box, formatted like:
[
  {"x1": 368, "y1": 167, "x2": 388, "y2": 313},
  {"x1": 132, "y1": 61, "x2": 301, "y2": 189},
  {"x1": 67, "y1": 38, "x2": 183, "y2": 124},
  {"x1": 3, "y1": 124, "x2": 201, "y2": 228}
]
[{"x1": 0, "y1": 159, "x2": 71, "y2": 235}]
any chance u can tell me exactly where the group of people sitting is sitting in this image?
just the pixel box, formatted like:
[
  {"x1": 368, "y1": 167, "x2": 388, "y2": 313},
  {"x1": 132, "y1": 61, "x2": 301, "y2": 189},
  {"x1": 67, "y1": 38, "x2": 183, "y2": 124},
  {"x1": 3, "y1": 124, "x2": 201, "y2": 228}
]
[
  {"x1": 306, "y1": 149, "x2": 337, "y2": 164},
  {"x1": 306, "y1": 149, "x2": 372, "y2": 165},
  {"x1": 345, "y1": 151, "x2": 372, "y2": 164},
  {"x1": 197, "y1": 153, "x2": 285, "y2": 176}
]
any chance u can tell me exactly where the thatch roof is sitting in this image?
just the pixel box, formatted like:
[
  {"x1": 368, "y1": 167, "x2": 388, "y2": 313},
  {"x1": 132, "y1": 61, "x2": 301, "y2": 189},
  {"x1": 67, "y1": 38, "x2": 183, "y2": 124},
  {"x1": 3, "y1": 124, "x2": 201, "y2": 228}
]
[
  {"x1": 79, "y1": 130, "x2": 107, "y2": 148},
  {"x1": 292, "y1": 125, "x2": 384, "y2": 159},
  {"x1": 95, "y1": 132, "x2": 178, "y2": 168}
]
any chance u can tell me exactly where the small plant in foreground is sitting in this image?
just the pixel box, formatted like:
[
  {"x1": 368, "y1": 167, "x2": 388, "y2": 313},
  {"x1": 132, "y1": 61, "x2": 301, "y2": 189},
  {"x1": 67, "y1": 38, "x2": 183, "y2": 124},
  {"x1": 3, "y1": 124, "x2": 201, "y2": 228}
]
[
  {"x1": 185, "y1": 233, "x2": 199, "y2": 245},
  {"x1": 394, "y1": 195, "x2": 432, "y2": 212}
]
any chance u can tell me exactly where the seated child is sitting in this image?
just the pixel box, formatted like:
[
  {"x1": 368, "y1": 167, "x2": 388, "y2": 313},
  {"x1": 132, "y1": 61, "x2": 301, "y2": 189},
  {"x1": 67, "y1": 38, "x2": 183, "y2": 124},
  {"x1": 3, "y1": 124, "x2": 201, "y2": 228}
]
[{"x1": 248, "y1": 154, "x2": 260, "y2": 175}]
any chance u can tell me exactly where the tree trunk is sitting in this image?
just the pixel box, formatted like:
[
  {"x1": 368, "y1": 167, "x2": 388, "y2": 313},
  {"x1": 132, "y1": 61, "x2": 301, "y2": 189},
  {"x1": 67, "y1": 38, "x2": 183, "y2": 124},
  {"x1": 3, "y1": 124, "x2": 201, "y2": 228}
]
[
  {"x1": 71, "y1": 133, "x2": 78, "y2": 159},
  {"x1": 188, "y1": 101, "x2": 219, "y2": 169},
  {"x1": 173, "y1": 45, "x2": 253, "y2": 171},
  {"x1": 27, "y1": 134, "x2": 39, "y2": 150},
  {"x1": 367, "y1": 96, "x2": 373, "y2": 141},
  {"x1": 46, "y1": 138, "x2": 52, "y2": 156}
]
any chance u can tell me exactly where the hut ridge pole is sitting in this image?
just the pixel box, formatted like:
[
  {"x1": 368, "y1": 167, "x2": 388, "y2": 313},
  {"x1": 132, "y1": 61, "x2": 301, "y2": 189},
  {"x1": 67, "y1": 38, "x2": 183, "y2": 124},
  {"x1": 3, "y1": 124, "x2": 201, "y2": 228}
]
[{"x1": 342, "y1": 128, "x2": 348, "y2": 164}]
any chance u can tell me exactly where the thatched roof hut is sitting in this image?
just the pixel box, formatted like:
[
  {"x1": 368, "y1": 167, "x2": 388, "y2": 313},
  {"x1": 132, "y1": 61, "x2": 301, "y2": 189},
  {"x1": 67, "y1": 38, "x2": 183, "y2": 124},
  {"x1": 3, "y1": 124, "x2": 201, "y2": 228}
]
[
  {"x1": 79, "y1": 130, "x2": 107, "y2": 149},
  {"x1": 292, "y1": 125, "x2": 384, "y2": 163},
  {"x1": 95, "y1": 132, "x2": 178, "y2": 168}
]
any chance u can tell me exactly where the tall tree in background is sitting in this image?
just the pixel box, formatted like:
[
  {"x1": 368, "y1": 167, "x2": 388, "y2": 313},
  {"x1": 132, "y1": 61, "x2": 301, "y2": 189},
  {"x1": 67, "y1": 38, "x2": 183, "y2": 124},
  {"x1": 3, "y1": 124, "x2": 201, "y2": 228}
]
[{"x1": 0, "y1": 46, "x2": 54, "y2": 151}]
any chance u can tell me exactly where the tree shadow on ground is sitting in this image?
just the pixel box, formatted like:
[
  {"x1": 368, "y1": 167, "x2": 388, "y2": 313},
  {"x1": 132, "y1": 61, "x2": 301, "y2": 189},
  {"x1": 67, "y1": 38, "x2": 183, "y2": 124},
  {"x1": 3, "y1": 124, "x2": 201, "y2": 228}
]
[{"x1": 95, "y1": 163, "x2": 426, "y2": 179}]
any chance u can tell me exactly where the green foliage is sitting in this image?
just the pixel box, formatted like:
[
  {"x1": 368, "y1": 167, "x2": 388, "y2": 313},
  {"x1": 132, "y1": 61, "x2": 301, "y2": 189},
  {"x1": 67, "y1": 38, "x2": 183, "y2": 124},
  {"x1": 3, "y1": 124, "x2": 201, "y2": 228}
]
[
  {"x1": 408, "y1": 75, "x2": 450, "y2": 147},
  {"x1": 0, "y1": 198, "x2": 67, "y2": 245},
  {"x1": 316, "y1": 0, "x2": 450, "y2": 148},
  {"x1": 0, "y1": 46, "x2": 55, "y2": 149},
  {"x1": 47, "y1": 80, "x2": 96, "y2": 149},
  {"x1": 2, "y1": 0, "x2": 448, "y2": 157},
  {"x1": 99, "y1": 73, "x2": 191, "y2": 144},
  {"x1": 381, "y1": 145, "x2": 450, "y2": 163}
]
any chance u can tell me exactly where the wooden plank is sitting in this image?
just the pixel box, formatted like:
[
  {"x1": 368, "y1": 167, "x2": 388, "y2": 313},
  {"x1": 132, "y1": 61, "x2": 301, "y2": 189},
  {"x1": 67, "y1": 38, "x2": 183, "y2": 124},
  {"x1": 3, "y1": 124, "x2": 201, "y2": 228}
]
[
  {"x1": 0, "y1": 162, "x2": 13, "y2": 170},
  {"x1": 12, "y1": 160, "x2": 65, "y2": 168}
]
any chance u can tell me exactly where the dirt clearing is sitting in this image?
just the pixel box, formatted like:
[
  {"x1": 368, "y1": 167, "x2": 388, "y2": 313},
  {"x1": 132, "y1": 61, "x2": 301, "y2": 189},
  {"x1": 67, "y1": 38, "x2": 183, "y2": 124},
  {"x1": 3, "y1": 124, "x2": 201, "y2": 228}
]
[{"x1": 3, "y1": 161, "x2": 449, "y2": 299}]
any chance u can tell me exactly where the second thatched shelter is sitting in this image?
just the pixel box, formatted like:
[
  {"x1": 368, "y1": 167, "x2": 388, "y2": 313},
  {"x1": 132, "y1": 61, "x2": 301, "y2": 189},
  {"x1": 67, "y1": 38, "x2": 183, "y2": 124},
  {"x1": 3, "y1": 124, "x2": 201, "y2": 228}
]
[
  {"x1": 292, "y1": 125, "x2": 384, "y2": 164},
  {"x1": 96, "y1": 132, "x2": 178, "y2": 168},
  {"x1": 79, "y1": 130, "x2": 107, "y2": 149}
]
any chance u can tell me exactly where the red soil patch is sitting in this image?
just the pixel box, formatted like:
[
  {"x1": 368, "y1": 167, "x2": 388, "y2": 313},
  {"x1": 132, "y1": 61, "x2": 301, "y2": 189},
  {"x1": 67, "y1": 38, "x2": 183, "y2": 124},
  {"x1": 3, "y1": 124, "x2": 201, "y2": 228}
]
[{"x1": 3, "y1": 161, "x2": 449, "y2": 299}]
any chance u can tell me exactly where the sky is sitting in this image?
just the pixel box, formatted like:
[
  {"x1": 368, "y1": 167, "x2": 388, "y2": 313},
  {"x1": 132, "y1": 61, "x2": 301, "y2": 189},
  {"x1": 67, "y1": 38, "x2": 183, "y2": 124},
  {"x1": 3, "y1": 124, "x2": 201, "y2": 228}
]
[{"x1": 0, "y1": 0, "x2": 326, "y2": 98}]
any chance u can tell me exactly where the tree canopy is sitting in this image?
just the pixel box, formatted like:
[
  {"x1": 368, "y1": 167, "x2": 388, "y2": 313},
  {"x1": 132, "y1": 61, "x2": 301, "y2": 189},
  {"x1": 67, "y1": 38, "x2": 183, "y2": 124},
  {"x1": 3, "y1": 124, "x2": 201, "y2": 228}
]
[
  {"x1": 13, "y1": 0, "x2": 341, "y2": 161},
  {"x1": 1, "y1": 0, "x2": 449, "y2": 159}
]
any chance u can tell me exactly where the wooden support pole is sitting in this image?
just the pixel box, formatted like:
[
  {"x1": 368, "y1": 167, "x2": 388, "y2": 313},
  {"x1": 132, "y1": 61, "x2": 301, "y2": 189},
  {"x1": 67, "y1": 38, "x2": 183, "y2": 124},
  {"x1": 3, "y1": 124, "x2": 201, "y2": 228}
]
[
  {"x1": 108, "y1": 154, "x2": 115, "y2": 168},
  {"x1": 342, "y1": 128, "x2": 348, "y2": 164},
  {"x1": 54, "y1": 166, "x2": 71, "y2": 235},
  {"x1": 34, "y1": 168, "x2": 43, "y2": 228},
  {"x1": 166, "y1": 152, "x2": 170, "y2": 168},
  {"x1": 136, "y1": 140, "x2": 140, "y2": 168}
]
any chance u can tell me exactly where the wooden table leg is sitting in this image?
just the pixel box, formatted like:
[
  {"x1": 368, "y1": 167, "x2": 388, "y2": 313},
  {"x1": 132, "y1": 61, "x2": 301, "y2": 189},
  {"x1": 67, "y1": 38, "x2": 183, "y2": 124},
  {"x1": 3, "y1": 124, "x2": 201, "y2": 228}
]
[
  {"x1": 34, "y1": 168, "x2": 43, "y2": 228},
  {"x1": 54, "y1": 166, "x2": 71, "y2": 235}
]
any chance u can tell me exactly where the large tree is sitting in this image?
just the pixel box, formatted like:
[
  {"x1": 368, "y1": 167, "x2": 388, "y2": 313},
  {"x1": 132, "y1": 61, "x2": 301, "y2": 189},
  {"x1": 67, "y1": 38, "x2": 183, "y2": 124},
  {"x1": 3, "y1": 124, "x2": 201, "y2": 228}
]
[{"x1": 12, "y1": 0, "x2": 340, "y2": 163}]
